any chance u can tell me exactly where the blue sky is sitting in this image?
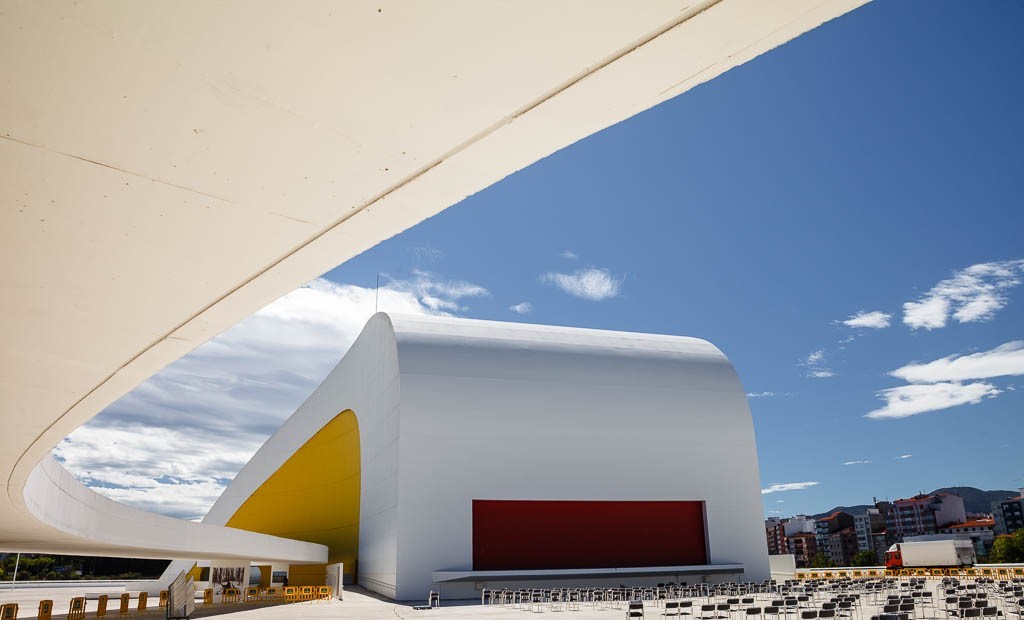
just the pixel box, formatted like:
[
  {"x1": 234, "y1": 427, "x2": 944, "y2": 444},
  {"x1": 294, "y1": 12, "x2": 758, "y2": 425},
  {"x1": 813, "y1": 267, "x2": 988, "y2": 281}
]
[{"x1": 57, "y1": 1, "x2": 1024, "y2": 520}]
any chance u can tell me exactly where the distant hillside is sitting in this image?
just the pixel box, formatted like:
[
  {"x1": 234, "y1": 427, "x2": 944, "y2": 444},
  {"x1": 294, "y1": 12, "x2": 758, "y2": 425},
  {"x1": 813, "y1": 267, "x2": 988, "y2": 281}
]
[
  {"x1": 932, "y1": 487, "x2": 1018, "y2": 514},
  {"x1": 809, "y1": 487, "x2": 1018, "y2": 520},
  {"x1": 812, "y1": 505, "x2": 871, "y2": 519}
]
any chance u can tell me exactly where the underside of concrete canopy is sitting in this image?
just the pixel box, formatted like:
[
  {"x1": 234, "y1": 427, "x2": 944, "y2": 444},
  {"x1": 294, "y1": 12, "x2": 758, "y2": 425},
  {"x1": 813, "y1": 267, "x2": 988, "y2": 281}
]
[{"x1": 0, "y1": 0, "x2": 868, "y2": 561}]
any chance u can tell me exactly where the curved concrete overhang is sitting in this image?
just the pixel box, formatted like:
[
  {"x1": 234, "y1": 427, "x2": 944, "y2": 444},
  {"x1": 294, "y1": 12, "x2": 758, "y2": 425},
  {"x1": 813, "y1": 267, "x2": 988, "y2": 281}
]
[
  {"x1": 1, "y1": 1, "x2": 867, "y2": 559},
  {"x1": 18, "y1": 457, "x2": 326, "y2": 563}
]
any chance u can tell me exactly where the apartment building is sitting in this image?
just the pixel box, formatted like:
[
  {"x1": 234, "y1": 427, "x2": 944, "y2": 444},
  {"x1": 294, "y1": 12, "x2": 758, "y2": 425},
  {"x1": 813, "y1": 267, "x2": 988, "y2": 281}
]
[
  {"x1": 789, "y1": 532, "x2": 818, "y2": 568},
  {"x1": 992, "y1": 489, "x2": 1024, "y2": 535},
  {"x1": 886, "y1": 494, "x2": 966, "y2": 541}
]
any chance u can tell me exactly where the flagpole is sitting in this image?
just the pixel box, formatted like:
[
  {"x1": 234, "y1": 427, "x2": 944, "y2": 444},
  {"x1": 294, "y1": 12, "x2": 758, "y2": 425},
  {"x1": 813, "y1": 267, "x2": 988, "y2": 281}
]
[{"x1": 9, "y1": 553, "x2": 19, "y2": 590}]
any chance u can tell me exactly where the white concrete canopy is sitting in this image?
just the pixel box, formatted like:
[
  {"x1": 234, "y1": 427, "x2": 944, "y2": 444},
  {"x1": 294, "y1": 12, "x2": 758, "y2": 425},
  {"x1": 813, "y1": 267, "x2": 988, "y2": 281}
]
[{"x1": 0, "y1": 1, "x2": 868, "y2": 561}]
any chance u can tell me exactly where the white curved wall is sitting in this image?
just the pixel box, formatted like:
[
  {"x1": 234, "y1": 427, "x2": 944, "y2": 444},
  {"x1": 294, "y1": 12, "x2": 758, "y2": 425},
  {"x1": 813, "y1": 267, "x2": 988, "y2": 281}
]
[{"x1": 213, "y1": 314, "x2": 768, "y2": 600}]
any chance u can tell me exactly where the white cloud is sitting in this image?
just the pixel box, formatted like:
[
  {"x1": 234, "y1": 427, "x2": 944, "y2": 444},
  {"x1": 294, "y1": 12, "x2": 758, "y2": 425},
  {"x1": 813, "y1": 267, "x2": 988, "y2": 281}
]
[
  {"x1": 385, "y1": 269, "x2": 489, "y2": 313},
  {"x1": 903, "y1": 259, "x2": 1024, "y2": 329},
  {"x1": 842, "y1": 310, "x2": 892, "y2": 329},
  {"x1": 842, "y1": 460, "x2": 872, "y2": 466},
  {"x1": 747, "y1": 391, "x2": 775, "y2": 398},
  {"x1": 889, "y1": 341, "x2": 1024, "y2": 384},
  {"x1": 409, "y1": 246, "x2": 442, "y2": 263},
  {"x1": 801, "y1": 350, "x2": 835, "y2": 378},
  {"x1": 897, "y1": 454, "x2": 913, "y2": 459},
  {"x1": 865, "y1": 341, "x2": 1022, "y2": 420},
  {"x1": 53, "y1": 273, "x2": 484, "y2": 520},
  {"x1": 541, "y1": 267, "x2": 622, "y2": 301},
  {"x1": 509, "y1": 301, "x2": 533, "y2": 314},
  {"x1": 761, "y1": 481, "x2": 820, "y2": 495},
  {"x1": 865, "y1": 381, "x2": 1000, "y2": 420},
  {"x1": 561, "y1": 250, "x2": 579, "y2": 260}
]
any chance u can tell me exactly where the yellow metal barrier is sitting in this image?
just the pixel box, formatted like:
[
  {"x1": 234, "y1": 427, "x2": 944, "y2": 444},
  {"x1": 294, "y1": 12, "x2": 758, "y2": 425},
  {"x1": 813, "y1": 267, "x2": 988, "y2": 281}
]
[
  {"x1": 795, "y1": 572, "x2": 808, "y2": 580},
  {"x1": 203, "y1": 589, "x2": 213, "y2": 605},
  {"x1": 265, "y1": 587, "x2": 279, "y2": 600},
  {"x1": 118, "y1": 593, "x2": 130, "y2": 615},
  {"x1": 1014, "y1": 568, "x2": 1024, "y2": 577},
  {"x1": 283, "y1": 586, "x2": 299, "y2": 602},
  {"x1": 1, "y1": 603, "x2": 18, "y2": 620},
  {"x1": 299, "y1": 585, "x2": 314, "y2": 601},
  {"x1": 245, "y1": 587, "x2": 260, "y2": 602},
  {"x1": 68, "y1": 597, "x2": 86, "y2": 620},
  {"x1": 136, "y1": 592, "x2": 148, "y2": 615},
  {"x1": 317, "y1": 586, "x2": 332, "y2": 601},
  {"x1": 223, "y1": 588, "x2": 241, "y2": 603},
  {"x1": 37, "y1": 599, "x2": 53, "y2": 620},
  {"x1": 97, "y1": 594, "x2": 109, "y2": 617}
]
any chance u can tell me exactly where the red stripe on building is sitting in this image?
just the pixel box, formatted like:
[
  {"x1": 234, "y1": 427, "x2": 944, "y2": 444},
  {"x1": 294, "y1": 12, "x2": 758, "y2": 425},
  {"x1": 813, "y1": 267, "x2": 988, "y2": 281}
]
[{"x1": 472, "y1": 500, "x2": 707, "y2": 570}]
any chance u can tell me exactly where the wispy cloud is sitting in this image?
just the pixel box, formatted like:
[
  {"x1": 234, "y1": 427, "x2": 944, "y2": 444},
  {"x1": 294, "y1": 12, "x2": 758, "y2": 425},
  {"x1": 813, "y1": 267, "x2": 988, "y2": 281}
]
[
  {"x1": 509, "y1": 301, "x2": 533, "y2": 314},
  {"x1": 541, "y1": 267, "x2": 622, "y2": 301},
  {"x1": 387, "y1": 269, "x2": 489, "y2": 313},
  {"x1": 747, "y1": 391, "x2": 775, "y2": 398},
  {"x1": 903, "y1": 259, "x2": 1024, "y2": 329},
  {"x1": 409, "y1": 246, "x2": 442, "y2": 263},
  {"x1": 890, "y1": 341, "x2": 1024, "y2": 384},
  {"x1": 896, "y1": 454, "x2": 913, "y2": 459},
  {"x1": 841, "y1": 310, "x2": 892, "y2": 329},
  {"x1": 866, "y1": 341, "x2": 1022, "y2": 420},
  {"x1": 762, "y1": 481, "x2": 820, "y2": 495},
  {"x1": 866, "y1": 381, "x2": 1000, "y2": 419},
  {"x1": 801, "y1": 350, "x2": 835, "y2": 378},
  {"x1": 53, "y1": 273, "x2": 483, "y2": 520},
  {"x1": 561, "y1": 250, "x2": 579, "y2": 261},
  {"x1": 842, "y1": 460, "x2": 872, "y2": 466}
]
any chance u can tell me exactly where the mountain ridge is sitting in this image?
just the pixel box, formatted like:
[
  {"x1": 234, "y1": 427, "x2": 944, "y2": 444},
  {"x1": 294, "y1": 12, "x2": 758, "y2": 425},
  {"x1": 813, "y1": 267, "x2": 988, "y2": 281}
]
[{"x1": 808, "y1": 487, "x2": 1018, "y2": 520}]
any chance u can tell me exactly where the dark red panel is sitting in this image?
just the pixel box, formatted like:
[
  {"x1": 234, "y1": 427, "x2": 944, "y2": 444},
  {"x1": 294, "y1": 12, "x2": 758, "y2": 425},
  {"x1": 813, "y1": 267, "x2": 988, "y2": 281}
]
[{"x1": 472, "y1": 500, "x2": 706, "y2": 570}]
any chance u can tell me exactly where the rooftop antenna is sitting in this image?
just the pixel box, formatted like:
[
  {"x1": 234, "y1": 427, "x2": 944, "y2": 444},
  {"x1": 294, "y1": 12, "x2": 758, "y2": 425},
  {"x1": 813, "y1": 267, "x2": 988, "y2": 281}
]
[{"x1": 375, "y1": 273, "x2": 381, "y2": 314}]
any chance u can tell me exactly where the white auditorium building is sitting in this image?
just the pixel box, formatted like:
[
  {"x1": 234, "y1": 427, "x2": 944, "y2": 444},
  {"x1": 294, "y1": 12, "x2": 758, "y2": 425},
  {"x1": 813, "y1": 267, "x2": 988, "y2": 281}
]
[{"x1": 198, "y1": 313, "x2": 769, "y2": 600}]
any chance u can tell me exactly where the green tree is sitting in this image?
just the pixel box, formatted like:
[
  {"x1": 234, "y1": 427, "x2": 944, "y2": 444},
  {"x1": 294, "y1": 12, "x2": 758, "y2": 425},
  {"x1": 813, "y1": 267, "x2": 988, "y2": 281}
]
[
  {"x1": 990, "y1": 531, "x2": 1024, "y2": 563},
  {"x1": 851, "y1": 550, "x2": 879, "y2": 566},
  {"x1": 811, "y1": 553, "x2": 833, "y2": 568}
]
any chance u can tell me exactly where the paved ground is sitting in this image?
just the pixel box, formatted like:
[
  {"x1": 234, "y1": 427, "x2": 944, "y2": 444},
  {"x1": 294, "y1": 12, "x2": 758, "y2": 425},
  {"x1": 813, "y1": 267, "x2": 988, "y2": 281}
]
[{"x1": 2, "y1": 581, "x2": 1020, "y2": 620}]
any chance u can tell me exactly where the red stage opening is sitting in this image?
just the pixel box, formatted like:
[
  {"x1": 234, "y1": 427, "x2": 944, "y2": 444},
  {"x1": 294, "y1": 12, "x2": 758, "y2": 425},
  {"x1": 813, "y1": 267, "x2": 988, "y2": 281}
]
[{"x1": 472, "y1": 500, "x2": 707, "y2": 570}]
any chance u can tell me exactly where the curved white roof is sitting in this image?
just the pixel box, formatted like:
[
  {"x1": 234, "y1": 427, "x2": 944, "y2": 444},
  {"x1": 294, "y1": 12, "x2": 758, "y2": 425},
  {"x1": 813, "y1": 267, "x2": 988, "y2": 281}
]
[
  {"x1": 208, "y1": 313, "x2": 765, "y2": 599},
  {"x1": 0, "y1": 1, "x2": 867, "y2": 560}
]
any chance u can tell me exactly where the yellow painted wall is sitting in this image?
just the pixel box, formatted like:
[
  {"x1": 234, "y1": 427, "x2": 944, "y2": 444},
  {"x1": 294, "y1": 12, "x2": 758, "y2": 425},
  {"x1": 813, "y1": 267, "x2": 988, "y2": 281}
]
[
  {"x1": 287, "y1": 563, "x2": 327, "y2": 587},
  {"x1": 226, "y1": 410, "x2": 360, "y2": 579}
]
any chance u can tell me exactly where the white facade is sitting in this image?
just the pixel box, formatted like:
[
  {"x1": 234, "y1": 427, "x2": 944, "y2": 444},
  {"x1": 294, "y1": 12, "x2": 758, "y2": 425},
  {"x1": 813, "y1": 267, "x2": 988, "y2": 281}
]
[
  {"x1": 784, "y1": 516, "x2": 816, "y2": 537},
  {"x1": 210, "y1": 313, "x2": 769, "y2": 600}
]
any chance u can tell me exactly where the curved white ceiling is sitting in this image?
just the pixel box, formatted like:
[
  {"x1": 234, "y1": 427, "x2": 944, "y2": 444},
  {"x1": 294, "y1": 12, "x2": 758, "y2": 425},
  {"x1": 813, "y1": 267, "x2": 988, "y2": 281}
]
[{"x1": 0, "y1": 0, "x2": 867, "y2": 558}]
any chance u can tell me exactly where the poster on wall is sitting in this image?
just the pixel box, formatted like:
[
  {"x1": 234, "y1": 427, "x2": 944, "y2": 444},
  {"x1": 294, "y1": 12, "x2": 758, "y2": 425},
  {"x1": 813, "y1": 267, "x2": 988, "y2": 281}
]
[
  {"x1": 272, "y1": 571, "x2": 288, "y2": 584},
  {"x1": 211, "y1": 566, "x2": 246, "y2": 593}
]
